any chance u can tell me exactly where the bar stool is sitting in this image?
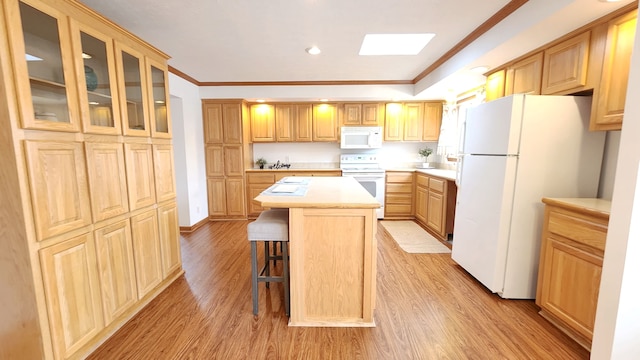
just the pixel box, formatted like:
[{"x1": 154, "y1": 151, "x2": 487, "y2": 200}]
[{"x1": 247, "y1": 209, "x2": 290, "y2": 316}]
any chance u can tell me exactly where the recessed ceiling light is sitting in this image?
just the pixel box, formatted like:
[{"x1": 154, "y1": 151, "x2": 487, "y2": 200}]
[
  {"x1": 359, "y1": 33, "x2": 435, "y2": 56},
  {"x1": 471, "y1": 66, "x2": 489, "y2": 73},
  {"x1": 256, "y1": 99, "x2": 265, "y2": 103},
  {"x1": 306, "y1": 46, "x2": 321, "y2": 55},
  {"x1": 319, "y1": 98, "x2": 329, "y2": 102}
]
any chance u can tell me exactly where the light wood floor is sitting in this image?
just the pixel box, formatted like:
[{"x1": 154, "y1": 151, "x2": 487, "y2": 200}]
[{"x1": 88, "y1": 220, "x2": 589, "y2": 359}]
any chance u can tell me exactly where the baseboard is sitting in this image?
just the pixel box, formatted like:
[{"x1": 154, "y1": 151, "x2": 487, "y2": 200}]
[{"x1": 179, "y1": 217, "x2": 209, "y2": 233}]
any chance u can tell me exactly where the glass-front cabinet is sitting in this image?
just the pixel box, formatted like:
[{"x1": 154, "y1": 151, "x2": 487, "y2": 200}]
[
  {"x1": 115, "y1": 43, "x2": 150, "y2": 136},
  {"x1": 146, "y1": 58, "x2": 171, "y2": 138},
  {"x1": 12, "y1": 0, "x2": 80, "y2": 131},
  {"x1": 71, "y1": 21, "x2": 122, "y2": 134}
]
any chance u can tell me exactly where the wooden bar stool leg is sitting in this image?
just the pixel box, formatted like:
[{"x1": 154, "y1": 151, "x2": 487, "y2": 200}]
[
  {"x1": 263, "y1": 241, "x2": 270, "y2": 288},
  {"x1": 282, "y1": 241, "x2": 290, "y2": 316},
  {"x1": 250, "y1": 241, "x2": 259, "y2": 316}
]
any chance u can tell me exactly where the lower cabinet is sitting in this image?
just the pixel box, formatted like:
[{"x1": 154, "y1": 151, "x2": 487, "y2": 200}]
[
  {"x1": 40, "y1": 233, "x2": 104, "y2": 360},
  {"x1": 207, "y1": 177, "x2": 247, "y2": 218},
  {"x1": 131, "y1": 209, "x2": 163, "y2": 299},
  {"x1": 384, "y1": 171, "x2": 414, "y2": 218},
  {"x1": 414, "y1": 172, "x2": 457, "y2": 240},
  {"x1": 94, "y1": 220, "x2": 137, "y2": 326},
  {"x1": 158, "y1": 202, "x2": 182, "y2": 277},
  {"x1": 536, "y1": 198, "x2": 610, "y2": 350}
]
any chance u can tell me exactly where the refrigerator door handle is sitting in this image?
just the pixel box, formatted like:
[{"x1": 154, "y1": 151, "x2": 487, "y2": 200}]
[{"x1": 455, "y1": 154, "x2": 464, "y2": 187}]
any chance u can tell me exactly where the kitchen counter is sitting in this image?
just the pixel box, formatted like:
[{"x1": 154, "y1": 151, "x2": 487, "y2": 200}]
[
  {"x1": 246, "y1": 168, "x2": 341, "y2": 173},
  {"x1": 255, "y1": 176, "x2": 379, "y2": 327},
  {"x1": 385, "y1": 168, "x2": 457, "y2": 181},
  {"x1": 541, "y1": 197, "x2": 611, "y2": 219}
]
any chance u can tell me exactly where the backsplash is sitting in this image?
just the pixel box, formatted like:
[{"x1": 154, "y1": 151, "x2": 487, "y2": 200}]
[{"x1": 252, "y1": 141, "x2": 455, "y2": 170}]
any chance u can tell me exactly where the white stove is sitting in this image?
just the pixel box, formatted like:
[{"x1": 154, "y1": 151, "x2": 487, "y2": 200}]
[{"x1": 340, "y1": 154, "x2": 385, "y2": 218}]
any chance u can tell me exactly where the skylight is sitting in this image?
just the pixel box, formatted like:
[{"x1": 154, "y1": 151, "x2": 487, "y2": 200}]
[{"x1": 359, "y1": 33, "x2": 435, "y2": 56}]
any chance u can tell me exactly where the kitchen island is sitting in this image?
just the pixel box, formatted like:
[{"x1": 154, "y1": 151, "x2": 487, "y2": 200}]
[{"x1": 255, "y1": 176, "x2": 380, "y2": 326}]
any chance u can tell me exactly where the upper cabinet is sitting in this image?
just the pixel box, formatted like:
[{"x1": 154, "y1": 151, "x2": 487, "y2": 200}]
[
  {"x1": 505, "y1": 52, "x2": 543, "y2": 96},
  {"x1": 340, "y1": 103, "x2": 384, "y2": 126},
  {"x1": 9, "y1": 0, "x2": 81, "y2": 132},
  {"x1": 147, "y1": 58, "x2": 171, "y2": 138},
  {"x1": 312, "y1": 103, "x2": 339, "y2": 141},
  {"x1": 71, "y1": 21, "x2": 122, "y2": 135},
  {"x1": 591, "y1": 10, "x2": 637, "y2": 131},
  {"x1": 484, "y1": 69, "x2": 506, "y2": 102},
  {"x1": 275, "y1": 103, "x2": 313, "y2": 142},
  {"x1": 485, "y1": 5, "x2": 637, "y2": 131},
  {"x1": 385, "y1": 102, "x2": 442, "y2": 141},
  {"x1": 115, "y1": 43, "x2": 150, "y2": 137},
  {"x1": 250, "y1": 103, "x2": 275, "y2": 142},
  {"x1": 541, "y1": 31, "x2": 591, "y2": 95}
]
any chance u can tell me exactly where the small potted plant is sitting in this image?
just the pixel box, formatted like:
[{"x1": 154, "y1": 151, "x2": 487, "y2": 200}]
[
  {"x1": 418, "y1": 147, "x2": 433, "y2": 168},
  {"x1": 256, "y1": 157, "x2": 268, "y2": 169}
]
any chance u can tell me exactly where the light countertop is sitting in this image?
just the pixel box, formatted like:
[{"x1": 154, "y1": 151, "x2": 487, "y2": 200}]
[
  {"x1": 255, "y1": 176, "x2": 380, "y2": 209},
  {"x1": 542, "y1": 197, "x2": 611, "y2": 219},
  {"x1": 386, "y1": 168, "x2": 456, "y2": 181}
]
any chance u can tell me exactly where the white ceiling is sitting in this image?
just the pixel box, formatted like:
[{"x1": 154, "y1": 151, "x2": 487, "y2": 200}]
[{"x1": 79, "y1": 0, "x2": 635, "y2": 99}]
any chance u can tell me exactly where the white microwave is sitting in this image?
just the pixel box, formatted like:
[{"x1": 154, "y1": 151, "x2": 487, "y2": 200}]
[{"x1": 340, "y1": 126, "x2": 383, "y2": 149}]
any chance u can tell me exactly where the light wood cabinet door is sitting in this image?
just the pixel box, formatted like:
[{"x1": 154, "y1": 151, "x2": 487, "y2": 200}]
[
  {"x1": 203, "y1": 103, "x2": 223, "y2": 143},
  {"x1": 247, "y1": 183, "x2": 271, "y2": 217},
  {"x1": 10, "y1": 0, "x2": 81, "y2": 132},
  {"x1": 538, "y1": 234, "x2": 602, "y2": 343},
  {"x1": 94, "y1": 220, "x2": 137, "y2": 326},
  {"x1": 250, "y1": 104, "x2": 275, "y2": 142},
  {"x1": 403, "y1": 103, "x2": 424, "y2": 141},
  {"x1": 146, "y1": 58, "x2": 171, "y2": 139},
  {"x1": 224, "y1": 145, "x2": 244, "y2": 177},
  {"x1": 312, "y1": 103, "x2": 338, "y2": 141},
  {"x1": 124, "y1": 143, "x2": 156, "y2": 210},
  {"x1": 342, "y1": 103, "x2": 362, "y2": 125},
  {"x1": 70, "y1": 20, "x2": 122, "y2": 135},
  {"x1": 39, "y1": 233, "x2": 103, "y2": 359},
  {"x1": 505, "y1": 52, "x2": 543, "y2": 95},
  {"x1": 427, "y1": 189, "x2": 445, "y2": 236},
  {"x1": 275, "y1": 104, "x2": 296, "y2": 141},
  {"x1": 415, "y1": 185, "x2": 428, "y2": 224},
  {"x1": 24, "y1": 141, "x2": 92, "y2": 241},
  {"x1": 115, "y1": 42, "x2": 150, "y2": 137},
  {"x1": 153, "y1": 144, "x2": 177, "y2": 202},
  {"x1": 222, "y1": 103, "x2": 243, "y2": 144},
  {"x1": 422, "y1": 102, "x2": 442, "y2": 141},
  {"x1": 485, "y1": 69, "x2": 505, "y2": 102},
  {"x1": 226, "y1": 178, "x2": 246, "y2": 216},
  {"x1": 362, "y1": 103, "x2": 384, "y2": 126},
  {"x1": 384, "y1": 103, "x2": 403, "y2": 141},
  {"x1": 131, "y1": 210, "x2": 163, "y2": 299},
  {"x1": 207, "y1": 178, "x2": 227, "y2": 216},
  {"x1": 295, "y1": 104, "x2": 313, "y2": 141},
  {"x1": 541, "y1": 31, "x2": 591, "y2": 94},
  {"x1": 205, "y1": 145, "x2": 224, "y2": 177},
  {"x1": 157, "y1": 202, "x2": 181, "y2": 278},
  {"x1": 591, "y1": 10, "x2": 637, "y2": 131},
  {"x1": 85, "y1": 142, "x2": 129, "y2": 222}
]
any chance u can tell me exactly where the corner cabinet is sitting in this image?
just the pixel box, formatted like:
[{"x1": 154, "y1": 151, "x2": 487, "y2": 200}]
[
  {"x1": 536, "y1": 198, "x2": 610, "y2": 350},
  {"x1": 0, "y1": 0, "x2": 182, "y2": 358}
]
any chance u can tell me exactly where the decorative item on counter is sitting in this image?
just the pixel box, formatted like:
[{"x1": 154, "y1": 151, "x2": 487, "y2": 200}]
[
  {"x1": 84, "y1": 65, "x2": 98, "y2": 91},
  {"x1": 268, "y1": 160, "x2": 291, "y2": 169},
  {"x1": 256, "y1": 157, "x2": 267, "y2": 169},
  {"x1": 419, "y1": 147, "x2": 433, "y2": 168}
]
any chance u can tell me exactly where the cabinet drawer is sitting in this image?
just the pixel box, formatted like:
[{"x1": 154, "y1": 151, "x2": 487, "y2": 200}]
[
  {"x1": 386, "y1": 172, "x2": 413, "y2": 183},
  {"x1": 386, "y1": 183, "x2": 413, "y2": 193},
  {"x1": 247, "y1": 173, "x2": 275, "y2": 184},
  {"x1": 385, "y1": 204, "x2": 413, "y2": 215},
  {"x1": 548, "y1": 210, "x2": 607, "y2": 251},
  {"x1": 386, "y1": 193, "x2": 412, "y2": 204},
  {"x1": 429, "y1": 177, "x2": 445, "y2": 193},
  {"x1": 416, "y1": 174, "x2": 429, "y2": 188}
]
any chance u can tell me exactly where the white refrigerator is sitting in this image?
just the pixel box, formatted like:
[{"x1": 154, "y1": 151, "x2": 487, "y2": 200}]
[{"x1": 451, "y1": 94, "x2": 606, "y2": 299}]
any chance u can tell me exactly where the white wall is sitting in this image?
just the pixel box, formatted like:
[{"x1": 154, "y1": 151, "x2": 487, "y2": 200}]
[
  {"x1": 598, "y1": 131, "x2": 621, "y2": 200},
  {"x1": 591, "y1": 16, "x2": 640, "y2": 359},
  {"x1": 169, "y1": 73, "x2": 207, "y2": 227}
]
